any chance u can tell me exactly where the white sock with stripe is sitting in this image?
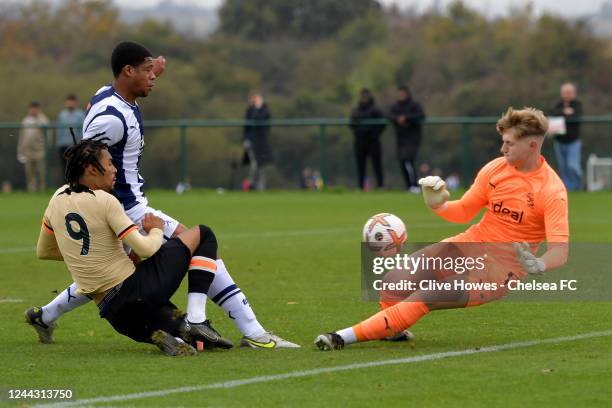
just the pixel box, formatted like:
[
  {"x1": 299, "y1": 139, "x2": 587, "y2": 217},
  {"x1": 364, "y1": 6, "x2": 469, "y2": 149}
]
[
  {"x1": 41, "y1": 282, "x2": 90, "y2": 325},
  {"x1": 208, "y1": 259, "x2": 265, "y2": 338}
]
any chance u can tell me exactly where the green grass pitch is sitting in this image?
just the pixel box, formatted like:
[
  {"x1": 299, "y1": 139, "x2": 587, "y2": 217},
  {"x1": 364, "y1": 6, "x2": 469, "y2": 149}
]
[{"x1": 1, "y1": 190, "x2": 611, "y2": 407}]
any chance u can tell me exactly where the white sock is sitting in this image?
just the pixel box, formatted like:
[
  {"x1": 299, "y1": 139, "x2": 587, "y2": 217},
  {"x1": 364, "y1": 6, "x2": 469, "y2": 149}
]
[
  {"x1": 41, "y1": 282, "x2": 90, "y2": 325},
  {"x1": 186, "y1": 292, "x2": 207, "y2": 324},
  {"x1": 208, "y1": 259, "x2": 265, "y2": 338},
  {"x1": 337, "y1": 327, "x2": 357, "y2": 345}
]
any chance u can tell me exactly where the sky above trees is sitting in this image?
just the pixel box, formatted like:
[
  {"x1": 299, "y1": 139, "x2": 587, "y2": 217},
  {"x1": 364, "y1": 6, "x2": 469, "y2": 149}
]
[{"x1": 112, "y1": 0, "x2": 609, "y2": 18}]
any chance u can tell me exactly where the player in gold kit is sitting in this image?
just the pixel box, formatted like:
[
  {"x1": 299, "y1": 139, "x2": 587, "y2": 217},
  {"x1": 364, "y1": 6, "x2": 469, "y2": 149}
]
[{"x1": 37, "y1": 140, "x2": 230, "y2": 355}]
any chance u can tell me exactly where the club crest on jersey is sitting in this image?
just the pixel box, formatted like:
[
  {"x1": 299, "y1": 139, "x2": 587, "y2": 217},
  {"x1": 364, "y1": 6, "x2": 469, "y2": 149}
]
[
  {"x1": 526, "y1": 193, "x2": 535, "y2": 209},
  {"x1": 492, "y1": 201, "x2": 524, "y2": 223}
]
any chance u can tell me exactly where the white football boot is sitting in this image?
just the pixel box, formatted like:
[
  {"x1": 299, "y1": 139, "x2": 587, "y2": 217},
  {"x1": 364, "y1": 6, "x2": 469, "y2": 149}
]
[{"x1": 240, "y1": 332, "x2": 300, "y2": 349}]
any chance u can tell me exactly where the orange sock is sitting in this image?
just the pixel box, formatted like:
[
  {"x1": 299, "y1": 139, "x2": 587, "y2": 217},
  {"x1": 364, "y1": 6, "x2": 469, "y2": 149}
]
[{"x1": 353, "y1": 301, "x2": 429, "y2": 342}]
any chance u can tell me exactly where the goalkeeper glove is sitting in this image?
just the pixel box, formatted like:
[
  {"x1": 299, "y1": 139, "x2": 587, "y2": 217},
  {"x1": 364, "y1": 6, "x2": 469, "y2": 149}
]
[
  {"x1": 513, "y1": 242, "x2": 546, "y2": 275},
  {"x1": 418, "y1": 176, "x2": 450, "y2": 209}
]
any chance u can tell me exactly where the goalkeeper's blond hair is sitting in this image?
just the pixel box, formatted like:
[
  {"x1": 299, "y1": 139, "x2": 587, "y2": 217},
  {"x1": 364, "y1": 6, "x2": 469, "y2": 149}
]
[{"x1": 496, "y1": 107, "x2": 549, "y2": 139}]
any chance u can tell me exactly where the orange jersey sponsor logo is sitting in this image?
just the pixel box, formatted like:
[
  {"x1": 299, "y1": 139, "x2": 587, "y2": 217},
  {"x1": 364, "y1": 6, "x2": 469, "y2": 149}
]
[{"x1": 492, "y1": 201, "x2": 524, "y2": 223}]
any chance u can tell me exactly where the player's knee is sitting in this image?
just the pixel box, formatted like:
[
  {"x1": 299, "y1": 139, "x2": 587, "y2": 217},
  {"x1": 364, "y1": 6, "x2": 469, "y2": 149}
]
[
  {"x1": 198, "y1": 225, "x2": 217, "y2": 245},
  {"x1": 196, "y1": 225, "x2": 218, "y2": 259}
]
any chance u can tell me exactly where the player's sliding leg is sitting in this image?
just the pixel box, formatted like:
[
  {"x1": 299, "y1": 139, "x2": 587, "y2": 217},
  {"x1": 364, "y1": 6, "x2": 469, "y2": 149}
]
[
  {"x1": 315, "y1": 301, "x2": 431, "y2": 350},
  {"x1": 316, "y1": 281, "x2": 469, "y2": 350},
  {"x1": 25, "y1": 282, "x2": 90, "y2": 343},
  {"x1": 207, "y1": 259, "x2": 263, "y2": 338},
  {"x1": 171, "y1": 222, "x2": 234, "y2": 347},
  {"x1": 175, "y1": 225, "x2": 233, "y2": 349},
  {"x1": 349, "y1": 243, "x2": 516, "y2": 350},
  {"x1": 208, "y1": 259, "x2": 300, "y2": 348},
  {"x1": 101, "y1": 225, "x2": 225, "y2": 356},
  {"x1": 375, "y1": 245, "x2": 447, "y2": 343},
  {"x1": 378, "y1": 300, "x2": 415, "y2": 343},
  {"x1": 110, "y1": 225, "x2": 230, "y2": 355},
  {"x1": 175, "y1": 222, "x2": 299, "y2": 348},
  {"x1": 376, "y1": 266, "x2": 425, "y2": 343}
]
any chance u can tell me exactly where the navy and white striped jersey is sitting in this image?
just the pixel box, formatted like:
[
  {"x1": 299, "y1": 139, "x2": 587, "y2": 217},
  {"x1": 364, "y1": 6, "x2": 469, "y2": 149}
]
[{"x1": 82, "y1": 85, "x2": 146, "y2": 211}]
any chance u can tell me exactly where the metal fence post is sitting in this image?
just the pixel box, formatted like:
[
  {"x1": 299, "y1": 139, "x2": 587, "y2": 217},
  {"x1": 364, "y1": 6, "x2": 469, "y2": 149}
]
[
  {"x1": 180, "y1": 125, "x2": 188, "y2": 184},
  {"x1": 319, "y1": 124, "x2": 327, "y2": 187},
  {"x1": 462, "y1": 122, "x2": 471, "y2": 187}
]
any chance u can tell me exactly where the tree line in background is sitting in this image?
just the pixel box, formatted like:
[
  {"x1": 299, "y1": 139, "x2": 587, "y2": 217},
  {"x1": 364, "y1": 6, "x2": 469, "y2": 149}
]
[{"x1": 1, "y1": 0, "x2": 612, "y2": 189}]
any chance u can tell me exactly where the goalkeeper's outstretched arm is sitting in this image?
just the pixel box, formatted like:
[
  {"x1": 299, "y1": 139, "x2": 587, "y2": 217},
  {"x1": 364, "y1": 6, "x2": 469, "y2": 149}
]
[{"x1": 418, "y1": 176, "x2": 486, "y2": 224}]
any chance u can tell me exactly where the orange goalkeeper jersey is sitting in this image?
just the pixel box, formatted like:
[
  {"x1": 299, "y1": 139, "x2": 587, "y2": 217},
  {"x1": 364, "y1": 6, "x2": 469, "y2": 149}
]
[{"x1": 435, "y1": 156, "x2": 569, "y2": 243}]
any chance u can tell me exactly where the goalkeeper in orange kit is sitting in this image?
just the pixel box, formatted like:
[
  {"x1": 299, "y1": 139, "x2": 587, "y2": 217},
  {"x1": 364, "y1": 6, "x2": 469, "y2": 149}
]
[{"x1": 316, "y1": 107, "x2": 570, "y2": 350}]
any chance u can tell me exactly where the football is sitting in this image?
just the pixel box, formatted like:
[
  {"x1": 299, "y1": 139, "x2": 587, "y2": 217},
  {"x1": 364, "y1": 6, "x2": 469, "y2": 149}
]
[{"x1": 362, "y1": 213, "x2": 407, "y2": 257}]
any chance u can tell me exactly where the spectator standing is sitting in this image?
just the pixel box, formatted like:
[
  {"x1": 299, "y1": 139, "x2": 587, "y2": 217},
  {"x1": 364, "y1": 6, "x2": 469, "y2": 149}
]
[
  {"x1": 243, "y1": 92, "x2": 273, "y2": 191},
  {"x1": 56, "y1": 94, "x2": 85, "y2": 179},
  {"x1": 550, "y1": 82, "x2": 583, "y2": 191},
  {"x1": 389, "y1": 85, "x2": 425, "y2": 193},
  {"x1": 300, "y1": 167, "x2": 315, "y2": 190},
  {"x1": 445, "y1": 172, "x2": 461, "y2": 191},
  {"x1": 300, "y1": 167, "x2": 324, "y2": 191},
  {"x1": 18, "y1": 101, "x2": 49, "y2": 192},
  {"x1": 349, "y1": 89, "x2": 386, "y2": 190}
]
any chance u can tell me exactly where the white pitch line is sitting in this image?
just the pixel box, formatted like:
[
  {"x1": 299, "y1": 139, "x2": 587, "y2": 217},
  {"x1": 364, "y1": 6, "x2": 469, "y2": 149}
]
[
  {"x1": 219, "y1": 223, "x2": 453, "y2": 239},
  {"x1": 0, "y1": 224, "x2": 454, "y2": 254},
  {"x1": 0, "y1": 246, "x2": 35, "y2": 254},
  {"x1": 0, "y1": 298, "x2": 23, "y2": 303},
  {"x1": 219, "y1": 227, "x2": 357, "y2": 239},
  {"x1": 34, "y1": 329, "x2": 612, "y2": 408}
]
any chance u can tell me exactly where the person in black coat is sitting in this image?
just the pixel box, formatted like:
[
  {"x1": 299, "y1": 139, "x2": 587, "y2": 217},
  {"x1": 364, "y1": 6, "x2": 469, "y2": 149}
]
[
  {"x1": 243, "y1": 92, "x2": 273, "y2": 191},
  {"x1": 350, "y1": 89, "x2": 386, "y2": 190},
  {"x1": 549, "y1": 82, "x2": 583, "y2": 191},
  {"x1": 389, "y1": 85, "x2": 425, "y2": 192}
]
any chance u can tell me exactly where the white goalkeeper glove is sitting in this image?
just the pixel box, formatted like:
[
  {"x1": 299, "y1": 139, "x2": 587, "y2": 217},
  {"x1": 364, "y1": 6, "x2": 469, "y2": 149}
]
[
  {"x1": 418, "y1": 176, "x2": 450, "y2": 209},
  {"x1": 513, "y1": 242, "x2": 546, "y2": 275}
]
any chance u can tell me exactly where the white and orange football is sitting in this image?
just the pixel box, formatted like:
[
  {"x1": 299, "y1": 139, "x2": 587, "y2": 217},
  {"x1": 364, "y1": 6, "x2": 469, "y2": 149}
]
[{"x1": 362, "y1": 213, "x2": 407, "y2": 257}]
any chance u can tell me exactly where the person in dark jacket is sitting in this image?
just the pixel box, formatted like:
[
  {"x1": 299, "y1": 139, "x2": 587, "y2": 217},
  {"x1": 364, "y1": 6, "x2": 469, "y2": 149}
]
[
  {"x1": 350, "y1": 89, "x2": 386, "y2": 190},
  {"x1": 550, "y1": 82, "x2": 583, "y2": 191},
  {"x1": 243, "y1": 92, "x2": 273, "y2": 191},
  {"x1": 389, "y1": 85, "x2": 425, "y2": 193}
]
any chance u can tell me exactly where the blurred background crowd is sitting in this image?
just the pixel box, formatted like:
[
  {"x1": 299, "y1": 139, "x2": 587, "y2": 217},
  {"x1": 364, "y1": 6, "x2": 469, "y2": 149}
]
[{"x1": 2, "y1": 0, "x2": 611, "y2": 191}]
